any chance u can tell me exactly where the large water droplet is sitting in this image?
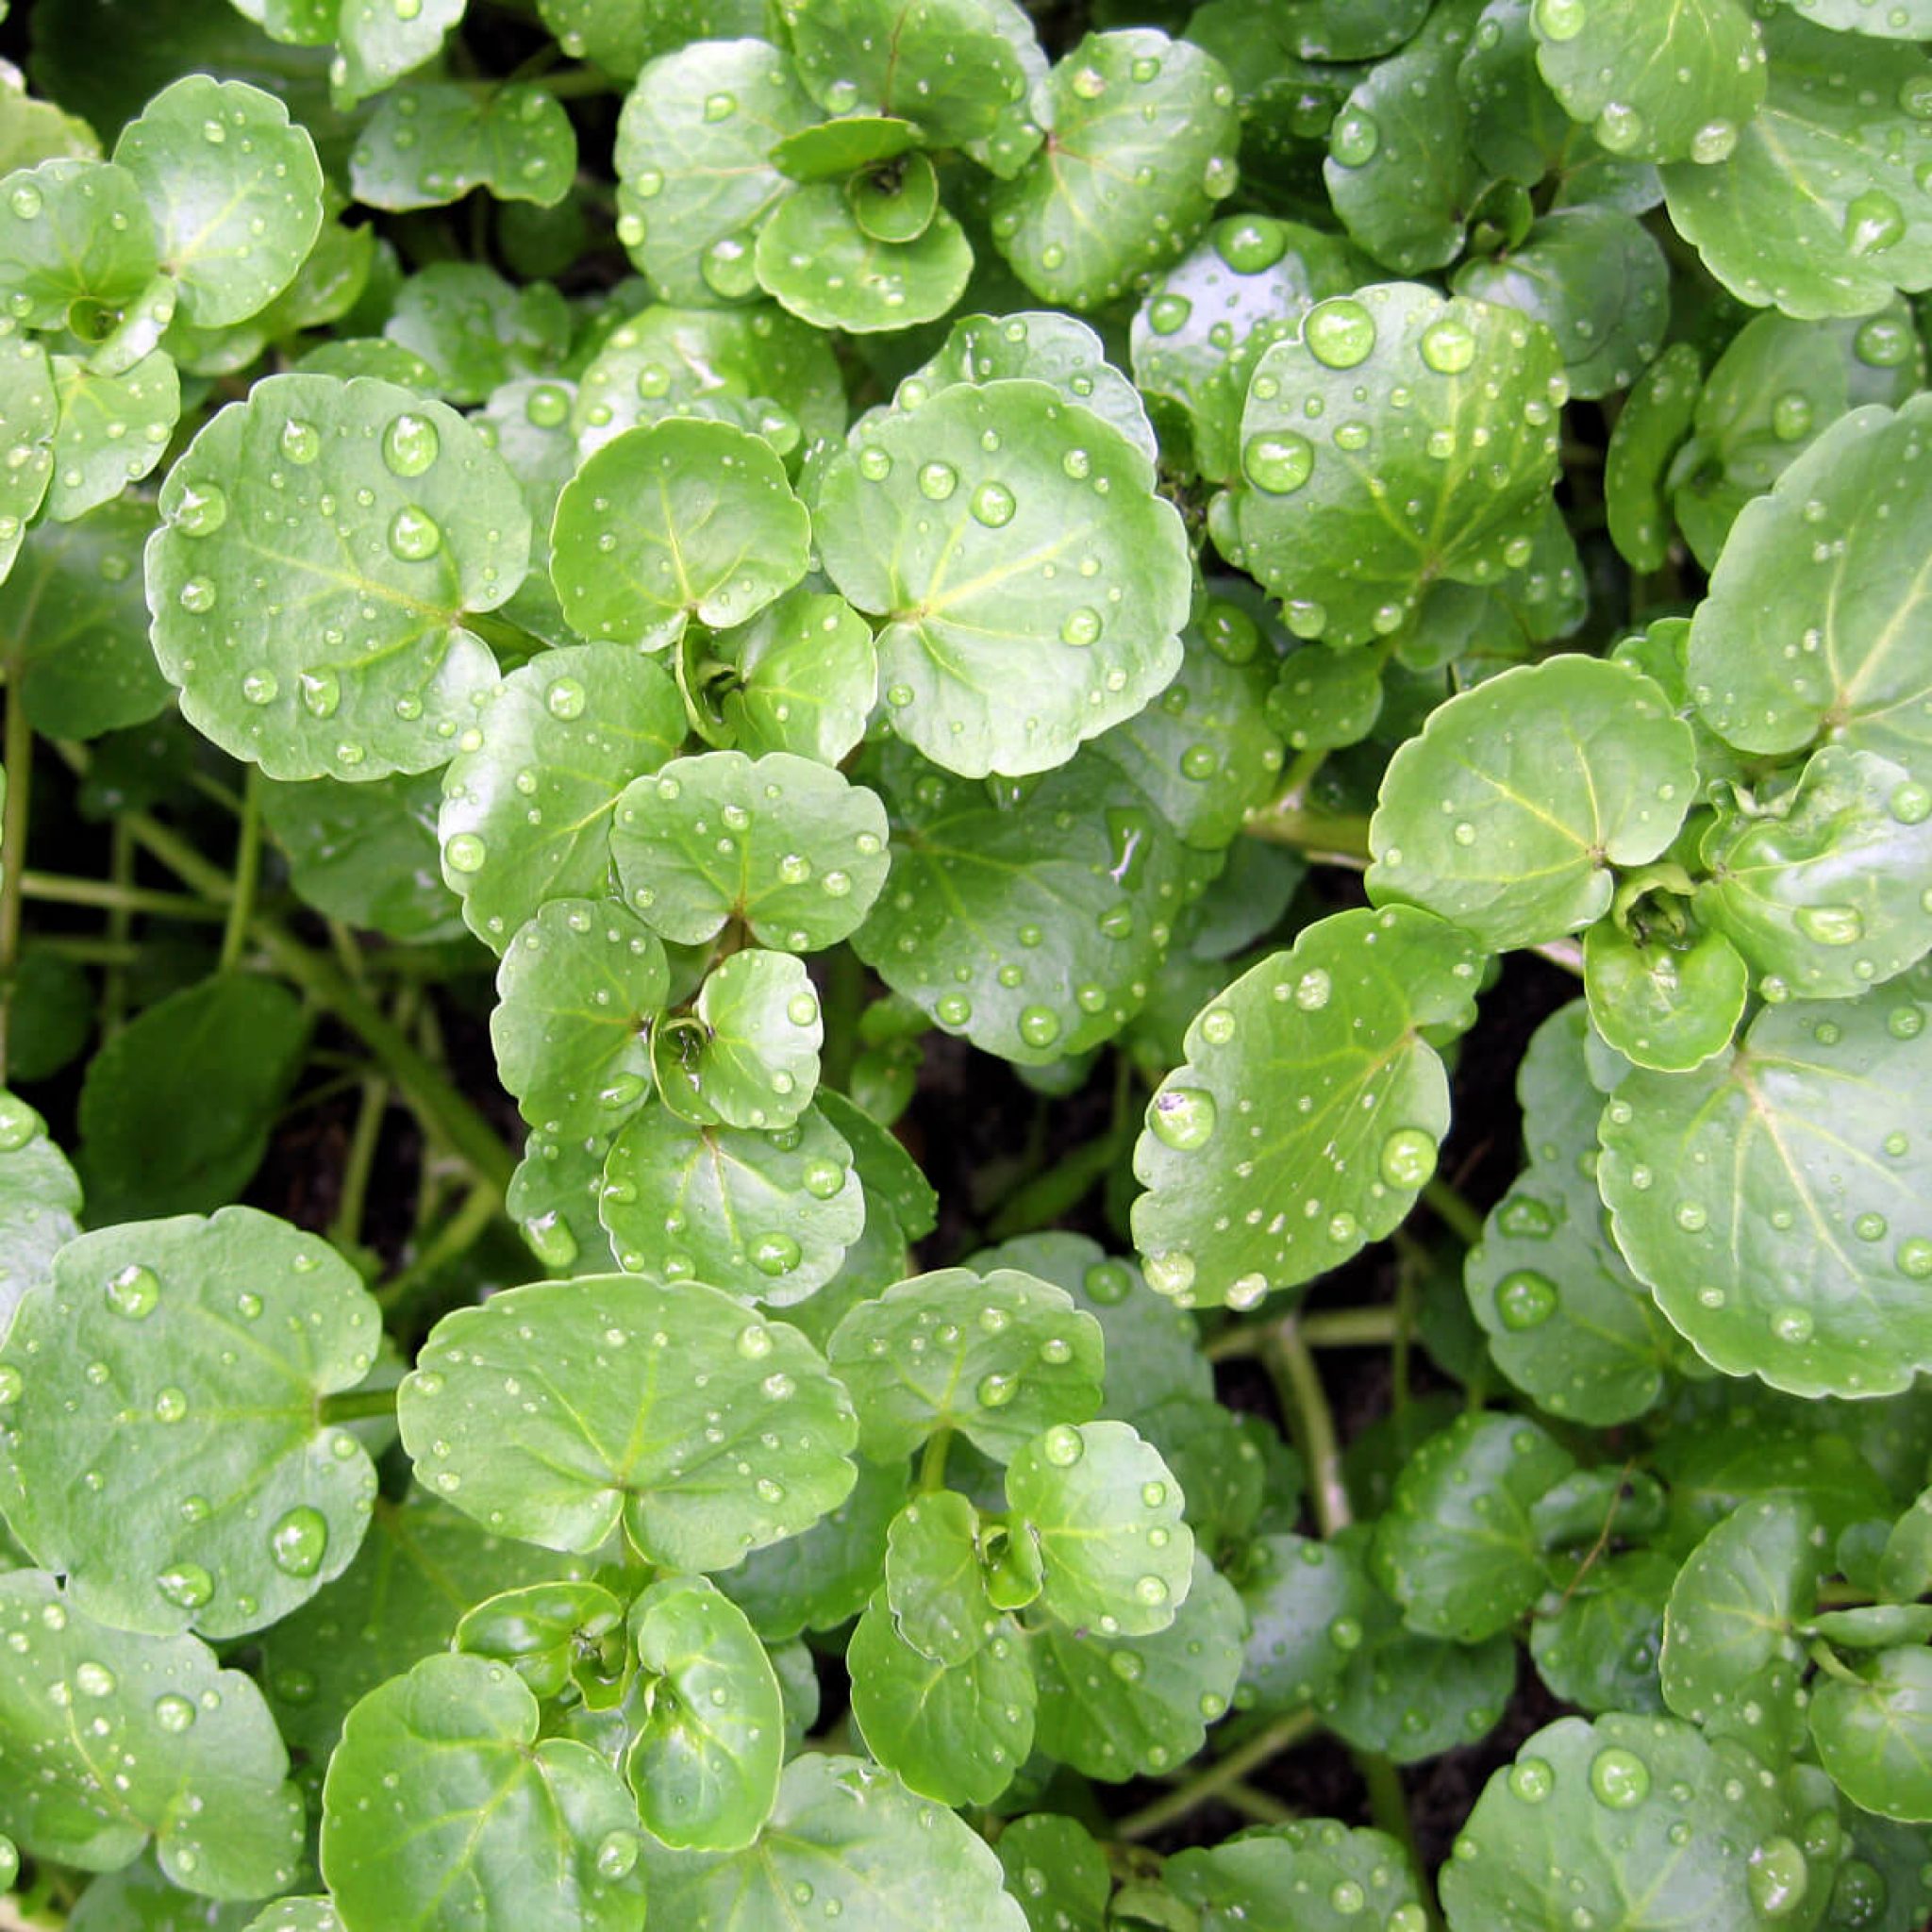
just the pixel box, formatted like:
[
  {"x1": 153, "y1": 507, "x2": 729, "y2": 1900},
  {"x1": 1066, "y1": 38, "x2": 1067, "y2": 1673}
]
[
  {"x1": 173, "y1": 482, "x2": 227, "y2": 537},
  {"x1": 157, "y1": 1563, "x2": 214, "y2": 1610},
  {"x1": 389, "y1": 506, "x2": 442, "y2": 561},
  {"x1": 268, "y1": 1507, "x2": 328, "y2": 1577},
  {"x1": 1509, "y1": 1756, "x2": 1554, "y2": 1803},
  {"x1": 445, "y1": 832, "x2": 488, "y2": 874},
  {"x1": 1304, "y1": 298, "x2": 1376, "y2": 370},
  {"x1": 1495, "y1": 1270, "x2": 1557, "y2": 1330},
  {"x1": 1845, "y1": 191, "x2": 1906, "y2": 257},
  {"x1": 106, "y1": 1262, "x2": 159, "y2": 1320},
  {"x1": 1747, "y1": 1837, "x2": 1809, "y2": 1920},
  {"x1": 970, "y1": 480, "x2": 1016, "y2": 528},
  {"x1": 918, "y1": 460, "x2": 958, "y2": 501},
  {"x1": 596, "y1": 1829, "x2": 641, "y2": 1879},
  {"x1": 154, "y1": 1691, "x2": 195, "y2": 1733},
  {"x1": 1243, "y1": 431, "x2": 1313, "y2": 495},
  {"x1": 382, "y1": 412, "x2": 440, "y2": 477},
  {"x1": 1420, "y1": 317, "x2": 1476, "y2": 375},
  {"x1": 1151, "y1": 1086, "x2": 1217, "y2": 1151},
  {"x1": 1379, "y1": 1129, "x2": 1437, "y2": 1190},
  {"x1": 1041, "y1": 1424, "x2": 1084, "y2": 1466},
  {"x1": 1796, "y1": 904, "x2": 1863, "y2": 946},
  {"x1": 753, "y1": 1233, "x2": 803, "y2": 1276},
  {"x1": 1589, "y1": 1745, "x2": 1650, "y2": 1809},
  {"x1": 280, "y1": 419, "x2": 321, "y2": 465}
]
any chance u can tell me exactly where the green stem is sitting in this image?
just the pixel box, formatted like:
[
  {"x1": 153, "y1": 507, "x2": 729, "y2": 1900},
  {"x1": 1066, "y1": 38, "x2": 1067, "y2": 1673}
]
[
  {"x1": 919, "y1": 1427, "x2": 954, "y2": 1493},
  {"x1": 218, "y1": 769, "x2": 264, "y2": 974},
  {"x1": 1242, "y1": 802, "x2": 1372, "y2": 864},
  {"x1": 1262, "y1": 1317, "x2": 1349, "y2": 1539},
  {"x1": 119, "y1": 810, "x2": 515, "y2": 1194},
  {"x1": 1354, "y1": 1750, "x2": 1435, "y2": 1926},
  {"x1": 819, "y1": 946, "x2": 866, "y2": 1091},
  {"x1": 20, "y1": 871, "x2": 227, "y2": 921},
  {"x1": 101, "y1": 821, "x2": 135, "y2": 1035},
  {"x1": 1297, "y1": 1306, "x2": 1399, "y2": 1348},
  {"x1": 376, "y1": 1178, "x2": 505, "y2": 1317},
  {"x1": 0, "y1": 686, "x2": 32, "y2": 1083},
  {"x1": 1221, "y1": 1779, "x2": 1297, "y2": 1827},
  {"x1": 1423, "y1": 1175, "x2": 1485, "y2": 1247},
  {"x1": 1115, "y1": 1709, "x2": 1319, "y2": 1840},
  {"x1": 1204, "y1": 1324, "x2": 1262, "y2": 1363},
  {"x1": 331, "y1": 1074, "x2": 391, "y2": 1251},
  {"x1": 319, "y1": 1386, "x2": 399, "y2": 1424}
]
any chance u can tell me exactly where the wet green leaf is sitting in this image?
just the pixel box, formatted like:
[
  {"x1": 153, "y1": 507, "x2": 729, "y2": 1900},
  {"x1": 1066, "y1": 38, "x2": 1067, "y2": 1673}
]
[
  {"x1": 0, "y1": 158, "x2": 158, "y2": 330},
  {"x1": 657, "y1": 947, "x2": 822, "y2": 1130},
  {"x1": 754, "y1": 182, "x2": 972, "y2": 333},
  {"x1": 0, "y1": 1091, "x2": 81, "y2": 1333},
  {"x1": 352, "y1": 83, "x2": 575, "y2": 212}
]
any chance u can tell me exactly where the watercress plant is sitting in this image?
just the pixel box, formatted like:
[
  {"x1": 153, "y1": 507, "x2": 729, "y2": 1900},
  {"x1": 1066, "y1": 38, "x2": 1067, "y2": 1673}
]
[{"x1": 0, "y1": 0, "x2": 1929, "y2": 1926}]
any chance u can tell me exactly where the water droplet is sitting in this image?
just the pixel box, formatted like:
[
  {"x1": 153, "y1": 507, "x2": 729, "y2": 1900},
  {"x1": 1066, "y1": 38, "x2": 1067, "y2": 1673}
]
[
  {"x1": 1018, "y1": 1006, "x2": 1061, "y2": 1050},
  {"x1": 177, "y1": 576, "x2": 217, "y2": 614},
  {"x1": 75, "y1": 1660, "x2": 116, "y2": 1697},
  {"x1": 976, "y1": 1372, "x2": 1016, "y2": 1408},
  {"x1": 299, "y1": 668, "x2": 341, "y2": 718},
  {"x1": 389, "y1": 506, "x2": 442, "y2": 561},
  {"x1": 1420, "y1": 317, "x2": 1476, "y2": 375},
  {"x1": 525, "y1": 383, "x2": 570, "y2": 429},
  {"x1": 1151, "y1": 1086, "x2": 1217, "y2": 1151},
  {"x1": 1748, "y1": 1837, "x2": 1809, "y2": 1920},
  {"x1": 596, "y1": 1830, "x2": 640, "y2": 1880},
  {"x1": 1329, "y1": 108, "x2": 1379, "y2": 166},
  {"x1": 1796, "y1": 904, "x2": 1863, "y2": 946},
  {"x1": 1509, "y1": 1757, "x2": 1554, "y2": 1803},
  {"x1": 268, "y1": 1506, "x2": 328, "y2": 1577},
  {"x1": 154, "y1": 1692, "x2": 195, "y2": 1733},
  {"x1": 1059, "y1": 606, "x2": 1102, "y2": 648},
  {"x1": 1147, "y1": 292, "x2": 1192, "y2": 335},
  {"x1": 1890, "y1": 781, "x2": 1932, "y2": 824},
  {"x1": 702, "y1": 91, "x2": 738, "y2": 122},
  {"x1": 7, "y1": 183, "x2": 42, "y2": 220},
  {"x1": 1179, "y1": 743, "x2": 1219, "y2": 782},
  {"x1": 1857, "y1": 314, "x2": 1914, "y2": 367},
  {"x1": 445, "y1": 832, "x2": 488, "y2": 874},
  {"x1": 917, "y1": 460, "x2": 958, "y2": 501},
  {"x1": 154, "y1": 1386, "x2": 189, "y2": 1424},
  {"x1": 1041, "y1": 1424, "x2": 1084, "y2": 1466},
  {"x1": 106, "y1": 1263, "x2": 159, "y2": 1320},
  {"x1": 157, "y1": 1564, "x2": 213, "y2": 1610},
  {"x1": 1134, "y1": 1574, "x2": 1169, "y2": 1606},
  {"x1": 1594, "y1": 100, "x2": 1644, "y2": 152},
  {"x1": 1897, "y1": 1237, "x2": 1932, "y2": 1278},
  {"x1": 971, "y1": 480, "x2": 1016, "y2": 528},
  {"x1": 1070, "y1": 63, "x2": 1107, "y2": 99},
  {"x1": 382, "y1": 412, "x2": 440, "y2": 477},
  {"x1": 1589, "y1": 1746, "x2": 1650, "y2": 1809},
  {"x1": 546, "y1": 677, "x2": 586, "y2": 721},
  {"x1": 280, "y1": 419, "x2": 320, "y2": 465},
  {"x1": 1329, "y1": 1880, "x2": 1365, "y2": 1916},
  {"x1": 1304, "y1": 298, "x2": 1376, "y2": 370},
  {"x1": 173, "y1": 482, "x2": 227, "y2": 536},
  {"x1": 753, "y1": 1233, "x2": 802, "y2": 1276},
  {"x1": 1379, "y1": 1128, "x2": 1436, "y2": 1190},
  {"x1": 1845, "y1": 191, "x2": 1906, "y2": 256},
  {"x1": 1496, "y1": 1270, "x2": 1557, "y2": 1330},
  {"x1": 1243, "y1": 431, "x2": 1313, "y2": 494}
]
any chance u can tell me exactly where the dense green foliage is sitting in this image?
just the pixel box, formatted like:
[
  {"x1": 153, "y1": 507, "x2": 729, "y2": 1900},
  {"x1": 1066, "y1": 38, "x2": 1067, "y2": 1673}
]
[{"x1": 0, "y1": 0, "x2": 1930, "y2": 1925}]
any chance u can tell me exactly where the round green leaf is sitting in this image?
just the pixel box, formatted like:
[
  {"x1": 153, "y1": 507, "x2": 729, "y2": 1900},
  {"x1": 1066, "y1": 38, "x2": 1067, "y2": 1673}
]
[
  {"x1": 1236, "y1": 1530, "x2": 1377, "y2": 1715},
  {"x1": 438, "y1": 641, "x2": 686, "y2": 953},
  {"x1": 383, "y1": 264, "x2": 572, "y2": 405},
  {"x1": 0, "y1": 341, "x2": 57, "y2": 580},
  {"x1": 1698, "y1": 746, "x2": 1932, "y2": 999},
  {"x1": 1369, "y1": 656, "x2": 1696, "y2": 951},
  {"x1": 319, "y1": 1652, "x2": 648, "y2": 1932},
  {"x1": 854, "y1": 753, "x2": 1206, "y2": 1066},
  {"x1": 1006, "y1": 1420, "x2": 1193, "y2": 1637},
  {"x1": 1606, "y1": 342, "x2": 1703, "y2": 574},
  {"x1": 610, "y1": 749, "x2": 890, "y2": 950},
  {"x1": 1130, "y1": 216, "x2": 1369, "y2": 483},
  {"x1": 333, "y1": 0, "x2": 465, "y2": 106},
  {"x1": 1582, "y1": 921, "x2": 1750, "y2": 1074},
  {"x1": 848, "y1": 153, "x2": 940, "y2": 246},
  {"x1": 149, "y1": 372, "x2": 530, "y2": 782},
  {"x1": 351, "y1": 82, "x2": 576, "y2": 212},
  {"x1": 754, "y1": 183, "x2": 972, "y2": 333},
  {"x1": 638, "y1": 1752, "x2": 1029, "y2": 1931},
  {"x1": 45, "y1": 348, "x2": 178, "y2": 523},
  {"x1": 1531, "y1": 0, "x2": 1765, "y2": 169},
  {"x1": 780, "y1": 0, "x2": 1029, "y2": 145},
  {"x1": 1168, "y1": 1824, "x2": 1425, "y2": 1932},
  {"x1": 1530, "y1": 1548, "x2": 1674, "y2": 1716},
  {"x1": 627, "y1": 1574, "x2": 783, "y2": 1851},
  {"x1": 258, "y1": 771, "x2": 462, "y2": 943},
  {"x1": 989, "y1": 30, "x2": 1240, "y2": 310},
  {"x1": 995, "y1": 1815, "x2": 1109, "y2": 1932},
  {"x1": 0, "y1": 158, "x2": 157, "y2": 330},
  {"x1": 1324, "y1": 0, "x2": 1484, "y2": 275},
  {"x1": 884, "y1": 1491, "x2": 999, "y2": 1663},
  {"x1": 1371, "y1": 1411, "x2": 1573, "y2": 1642},
  {"x1": 658, "y1": 947, "x2": 821, "y2": 1130},
  {"x1": 1323, "y1": 1619, "x2": 1517, "y2": 1764},
  {"x1": 2, "y1": 496, "x2": 169, "y2": 740},
  {"x1": 1466, "y1": 1150, "x2": 1679, "y2": 1427},
  {"x1": 719, "y1": 586, "x2": 878, "y2": 765},
  {"x1": 113, "y1": 75, "x2": 322, "y2": 326},
  {"x1": 508, "y1": 1124, "x2": 624, "y2": 1279},
  {"x1": 455, "y1": 1579, "x2": 625, "y2": 1700},
  {"x1": 1660, "y1": 15, "x2": 1932, "y2": 320},
  {"x1": 1811, "y1": 1647, "x2": 1932, "y2": 1824},
  {"x1": 817, "y1": 378, "x2": 1190, "y2": 777},
  {"x1": 1092, "y1": 600, "x2": 1284, "y2": 851},
  {"x1": 1599, "y1": 989, "x2": 1932, "y2": 1397},
  {"x1": 1234, "y1": 283, "x2": 1566, "y2": 646},
  {"x1": 846, "y1": 1592, "x2": 1034, "y2": 1807},
  {"x1": 1661, "y1": 1496, "x2": 1819, "y2": 1759},
  {"x1": 1441, "y1": 1713, "x2": 1823, "y2": 1932},
  {"x1": 0, "y1": 1571, "x2": 304, "y2": 1899},
  {"x1": 770, "y1": 115, "x2": 922, "y2": 183},
  {"x1": 613, "y1": 39, "x2": 818, "y2": 308},
  {"x1": 599, "y1": 1100, "x2": 864, "y2": 1299},
  {"x1": 1452, "y1": 208, "x2": 1669, "y2": 400},
  {"x1": 0, "y1": 1206, "x2": 381, "y2": 1639},
  {"x1": 970, "y1": 1231, "x2": 1211, "y2": 1425},
  {"x1": 552, "y1": 419, "x2": 809, "y2": 650},
  {"x1": 491, "y1": 897, "x2": 669, "y2": 1138},
  {"x1": 1670, "y1": 302, "x2": 1921, "y2": 574},
  {"x1": 399, "y1": 1274, "x2": 858, "y2": 1560},
  {"x1": 571, "y1": 302, "x2": 845, "y2": 458},
  {"x1": 0, "y1": 1091, "x2": 80, "y2": 1336},
  {"x1": 1132, "y1": 906, "x2": 1483, "y2": 1309},
  {"x1": 1028, "y1": 1553, "x2": 1243, "y2": 1779},
  {"x1": 1689, "y1": 396, "x2": 1932, "y2": 780},
  {"x1": 259, "y1": 1486, "x2": 585, "y2": 1759},
  {"x1": 827, "y1": 1266, "x2": 1106, "y2": 1464}
]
